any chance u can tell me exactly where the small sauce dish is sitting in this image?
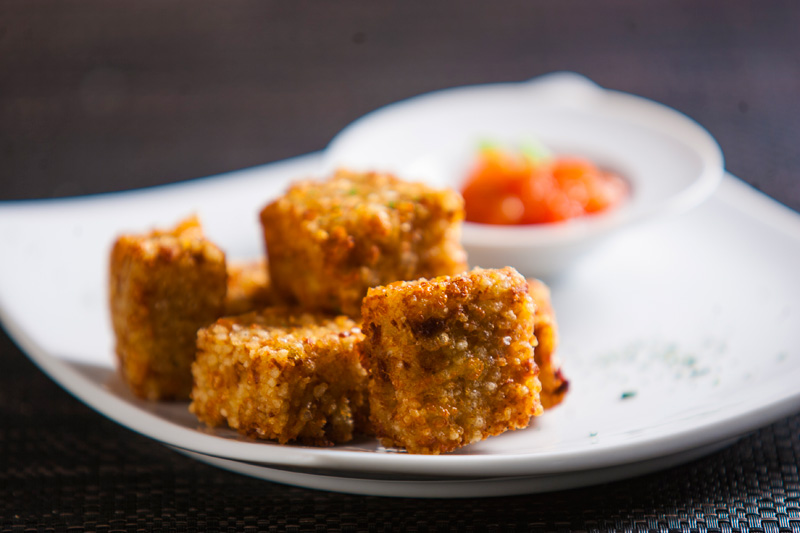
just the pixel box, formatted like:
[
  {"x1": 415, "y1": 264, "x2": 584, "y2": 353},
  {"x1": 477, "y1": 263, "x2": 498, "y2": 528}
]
[{"x1": 324, "y1": 72, "x2": 724, "y2": 278}]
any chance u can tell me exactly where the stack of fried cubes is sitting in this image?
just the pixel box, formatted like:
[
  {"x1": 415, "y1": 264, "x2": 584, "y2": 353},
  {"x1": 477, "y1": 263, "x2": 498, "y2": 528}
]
[{"x1": 109, "y1": 169, "x2": 568, "y2": 454}]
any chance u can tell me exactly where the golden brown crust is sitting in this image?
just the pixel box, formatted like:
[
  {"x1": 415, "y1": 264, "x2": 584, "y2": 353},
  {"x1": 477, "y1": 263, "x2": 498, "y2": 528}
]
[
  {"x1": 224, "y1": 258, "x2": 274, "y2": 315},
  {"x1": 109, "y1": 215, "x2": 227, "y2": 401},
  {"x1": 260, "y1": 169, "x2": 468, "y2": 317},
  {"x1": 527, "y1": 278, "x2": 569, "y2": 409},
  {"x1": 190, "y1": 307, "x2": 369, "y2": 445},
  {"x1": 361, "y1": 267, "x2": 543, "y2": 454}
]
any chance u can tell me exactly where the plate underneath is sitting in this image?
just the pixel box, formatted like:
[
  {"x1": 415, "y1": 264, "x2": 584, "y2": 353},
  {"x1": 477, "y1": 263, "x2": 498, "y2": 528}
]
[{"x1": 175, "y1": 438, "x2": 737, "y2": 498}]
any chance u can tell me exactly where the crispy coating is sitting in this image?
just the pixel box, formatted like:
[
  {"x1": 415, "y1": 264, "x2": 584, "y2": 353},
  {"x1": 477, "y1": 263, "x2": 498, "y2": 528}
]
[
  {"x1": 224, "y1": 258, "x2": 274, "y2": 315},
  {"x1": 260, "y1": 169, "x2": 468, "y2": 317},
  {"x1": 109, "y1": 216, "x2": 227, "y2": 401},
  {"x1": 190, "y1": 308, "x2": 369, "y2": 445},
  {"x1": 527, "y1": 279, "x2": 569, "y2": 409},
  {"x1": 361, "y1": 267, "x2": 543, "y2": 455}
]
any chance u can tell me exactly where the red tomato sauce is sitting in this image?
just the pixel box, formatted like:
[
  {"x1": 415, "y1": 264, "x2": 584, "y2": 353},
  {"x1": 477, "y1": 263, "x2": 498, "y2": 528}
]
[{"x1": 461, "y1": 148, "x2": 628, "y2": 225}]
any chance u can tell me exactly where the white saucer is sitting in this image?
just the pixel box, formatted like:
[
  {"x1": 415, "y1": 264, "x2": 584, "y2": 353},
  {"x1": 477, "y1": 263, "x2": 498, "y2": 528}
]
[{"x1": 324, "y1": 72, "x2": 724, "y2": 278}]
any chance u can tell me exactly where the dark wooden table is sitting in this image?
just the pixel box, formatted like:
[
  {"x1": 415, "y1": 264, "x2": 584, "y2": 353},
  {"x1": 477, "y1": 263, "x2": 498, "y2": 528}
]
[{"x1": 2, "y1": 1, "x2": 800, "y2": 531}]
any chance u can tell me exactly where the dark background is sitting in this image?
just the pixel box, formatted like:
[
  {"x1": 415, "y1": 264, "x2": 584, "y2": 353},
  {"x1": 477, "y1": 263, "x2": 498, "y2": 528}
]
[
  {"x1": 2, "y1": 1, "x2": 800, "y2": 531},
  {"x1": 2, "y1": 1, "x2": 799, "y2": 211}
]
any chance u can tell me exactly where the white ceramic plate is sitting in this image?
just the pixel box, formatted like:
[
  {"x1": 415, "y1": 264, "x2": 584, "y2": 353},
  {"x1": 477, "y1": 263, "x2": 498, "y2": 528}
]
[
  {"x1": 325, "y1": 72, "x2": 724, "y2": 278},
  {"x1": 1, "y1": 154, "x2": 800, "y2": 498}
]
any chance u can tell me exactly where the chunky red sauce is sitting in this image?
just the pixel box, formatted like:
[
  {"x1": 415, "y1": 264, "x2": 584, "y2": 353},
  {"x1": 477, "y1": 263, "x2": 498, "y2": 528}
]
[{"x1": 461, "y1": 148, "x2": 628, "y2": 225}]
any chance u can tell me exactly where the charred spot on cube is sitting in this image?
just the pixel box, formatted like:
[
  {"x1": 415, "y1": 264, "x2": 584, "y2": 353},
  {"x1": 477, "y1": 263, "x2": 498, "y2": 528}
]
[
  {"x1": 368, "y1": 323, "x2": 382, "y2": 344},
  {"x1": 410, "y1": 316, "x2": 446, "y2": 338},
  {"x1": 375, "y1": 357, "x2": 390, "y2": 383}
]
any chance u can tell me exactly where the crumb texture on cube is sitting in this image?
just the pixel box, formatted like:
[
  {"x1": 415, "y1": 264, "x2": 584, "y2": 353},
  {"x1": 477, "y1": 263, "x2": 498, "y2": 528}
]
[
  {"x1": 361, "y1": 267, "x2": 543, "y2": 455},
  {"x1": 109, "y1": 215, "x2": 227, "y2": 401},
  {"x1": 527, "y1": 278, "x2": 569, "y2": 409},
  {"x1": 260, "y1": 169, "x2": 468, "y2": 317},
  {"x1": 224, "y1": 258, "x2": 274, "y2": 315},
  {"x1": 190, "y1": 307, "x2": 369, "y2": 445}
]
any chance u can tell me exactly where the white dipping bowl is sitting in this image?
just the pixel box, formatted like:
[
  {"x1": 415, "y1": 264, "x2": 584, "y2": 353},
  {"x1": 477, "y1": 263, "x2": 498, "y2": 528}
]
[{"x1": 323, "y1": 72, "x2": 724, "y2": 278}]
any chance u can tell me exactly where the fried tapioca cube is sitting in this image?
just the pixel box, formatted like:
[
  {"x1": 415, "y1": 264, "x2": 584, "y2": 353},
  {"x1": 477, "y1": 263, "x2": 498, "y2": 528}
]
[
  {"x1": 260, "y1": 169, "x2": 468, "y2": 317},
  {"x1": 224, "y1": 258, "x2": 274, "y2": 315},
  {"x1": 190, "y1": 308, "x2": 368, "y2": 445},
  {"x1": 527, "y1": 278, "x2": 569, "y2": 409},
  {"x1": 361, "y1": 267, "x2": 543, "y2": 455},
  {"x1": 109, "y1": 216, "x2": 227, "y2": 401}
]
